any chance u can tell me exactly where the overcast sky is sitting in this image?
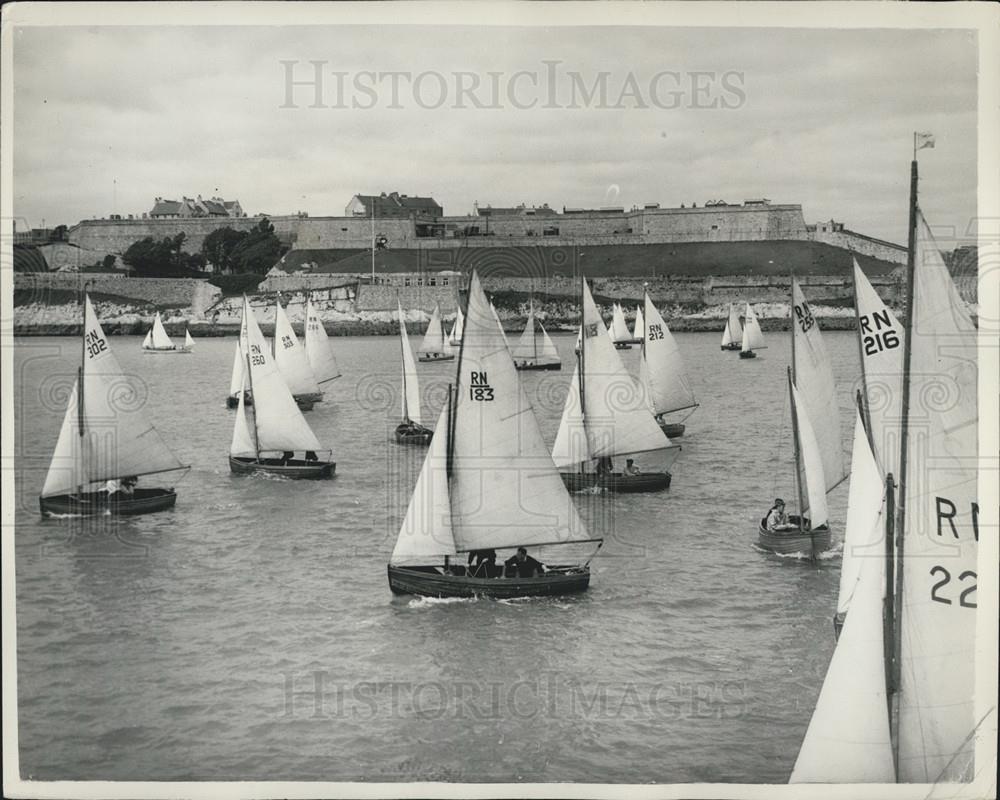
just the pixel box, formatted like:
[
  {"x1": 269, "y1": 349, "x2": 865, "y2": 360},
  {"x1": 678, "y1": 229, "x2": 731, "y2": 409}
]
[{"x1": 11, "y1": 22, "x2": 978, "y2": 244}]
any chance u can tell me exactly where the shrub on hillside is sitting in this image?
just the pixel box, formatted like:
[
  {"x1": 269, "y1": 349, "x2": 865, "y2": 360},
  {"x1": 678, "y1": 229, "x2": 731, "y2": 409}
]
[{"x1": 208, "y1": 273, "x2": 263, "y2": 296}]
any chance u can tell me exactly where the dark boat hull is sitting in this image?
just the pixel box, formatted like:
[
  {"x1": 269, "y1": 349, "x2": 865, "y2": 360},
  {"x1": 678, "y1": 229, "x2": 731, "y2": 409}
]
[
  {"x1": 387, "y1": 564, "x2": 590, "y2": 598},
  {"x1": 417, "y1": 354, "x2": 455, "y2": 362},
  {"x1": 394, "y1": 424, "x2": 433, "y2": 446},
  {"x1": 226, "y1": 391, "x2": 253, "y2": 409},
  {"x1": 514, "y1": 361, "x2": 562, "y2": 371},
  {"x1": 292, "y1": 393, "x2": 321, "y2": 411},
  {"x1": 739, "y1": 351, "x2": 757, "y2": 359},
  {"x1": 560, "y1": 471, "x2": 671, "y2": 493},
  {"x1": 657, "y1": 422, "x2": 685, "y2": 438},
  {"x1": 40, "y1": 488, "x2": 177, "y2": 517},
  {"x1": 721, "y1": 343, "x2": 741, "y2": 351},
  {"x1": 757, "y1": 520, "x2": 832, "y2": 556},
  {"x1": 613, "y1": 342, "x2": 632, "y2": 350},
  {"x1": 229, "y1": 456, "x2": 336, "y2": 479}
]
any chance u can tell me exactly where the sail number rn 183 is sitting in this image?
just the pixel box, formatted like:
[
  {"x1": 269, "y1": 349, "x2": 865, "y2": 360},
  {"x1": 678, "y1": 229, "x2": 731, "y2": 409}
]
[{"x1": 470, "y1": 371, "x2": 494, "y2": 401}]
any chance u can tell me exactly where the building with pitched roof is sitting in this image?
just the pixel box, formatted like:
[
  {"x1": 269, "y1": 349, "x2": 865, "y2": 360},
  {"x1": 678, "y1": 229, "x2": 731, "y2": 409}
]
[
  {"x1": 345, "y1": 191, "x2": 442, "y2": 219},
  {"x1": 149, "y1": 195, "x2": 245, "y2": 219}
]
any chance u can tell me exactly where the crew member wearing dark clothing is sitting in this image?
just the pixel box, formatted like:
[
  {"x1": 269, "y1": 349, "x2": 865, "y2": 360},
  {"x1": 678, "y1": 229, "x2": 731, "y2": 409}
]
[
  {"x1": 305, "y1": 451, "x2": 318, "y2": 461},
  {"x1": 505, "y1": 547, "x2": 546, "y2": 578},
  {"x1": 282, "y1": 451, "x2": 295, "y2": 463},
  {"x1": 467, "y1": 549, "x2": 497, "y2": 578}
]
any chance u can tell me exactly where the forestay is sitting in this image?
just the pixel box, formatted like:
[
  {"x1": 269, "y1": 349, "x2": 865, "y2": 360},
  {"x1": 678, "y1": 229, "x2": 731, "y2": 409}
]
[
  {"x1": 790, "y1": 380, "x2": 828, "y2": 529},
  {"x1": 450, "y1": 272, "x2": 589, "y2": 552},
  {"x1": 551, "y1": 363, "x2": 590, "y2": 469},
  {"x1": 304, "y1": 297, "x2": 341, "y2": 383},
  {"x1": 243, "y1": 297, "x2": 322, "y2": 453},
  {"x1": 896, "y1": 212, "x2": 978, "y2": 783},
  {"x1": 398, "y1": 302, "x2": 423, "y2": 425},
  {"x1": 791, "y1": 279, "x2": 846, "y2": 489},
  {"x1": 274, "y1": 302, "x2": 321, "y2": 396},
  {"x1": 41, "y1": 295, "x2": 185, "y2": 498},
  {"x1": 641, "y1": 293, "x2": 697, "y2": 416}
]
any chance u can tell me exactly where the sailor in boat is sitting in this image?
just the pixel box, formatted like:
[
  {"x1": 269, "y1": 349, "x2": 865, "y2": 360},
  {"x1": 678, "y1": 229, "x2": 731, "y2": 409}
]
[
  {"x1": 504, "y1": 548, "x2": 547, "y2": 578},
  {"x1": 623, "y1": 458, "x2": 641, "y2": 477},
  {"x1": 764, "y1": 498, "x2": 798, "y2": 532},
  {"x1": 467, "y1": 549, "x2": 498, "y2": 578}
]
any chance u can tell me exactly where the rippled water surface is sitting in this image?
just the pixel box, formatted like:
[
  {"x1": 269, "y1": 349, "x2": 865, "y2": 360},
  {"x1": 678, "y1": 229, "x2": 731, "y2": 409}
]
[{"x1": 13, "y1": 331, "x2": 861, "y2": 783}]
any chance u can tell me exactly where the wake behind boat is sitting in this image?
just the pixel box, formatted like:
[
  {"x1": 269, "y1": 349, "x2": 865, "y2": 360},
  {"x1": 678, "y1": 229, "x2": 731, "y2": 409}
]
[
  {"x1": 387, "y1": 270, "x2": 601, "y2": 599},
  {"x1": 40, "y1": 295, "x2": 188, "y2": 516}
]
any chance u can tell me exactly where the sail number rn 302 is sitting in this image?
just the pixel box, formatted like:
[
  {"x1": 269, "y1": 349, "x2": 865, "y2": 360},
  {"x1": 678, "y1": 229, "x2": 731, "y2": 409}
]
[
  {"x1": 469, "y1": 371, "x2": 494, "y2": 401},
  {"x1": 85, "y1": 330, "x2": 107, "y2": 358}
]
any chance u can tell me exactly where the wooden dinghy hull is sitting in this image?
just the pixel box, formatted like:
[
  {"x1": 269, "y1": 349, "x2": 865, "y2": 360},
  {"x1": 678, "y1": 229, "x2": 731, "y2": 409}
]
[
  {"x1": 756, "y1": 521, "x2": 832, "y2": 556},
  {"x1": 394, "y1": 424, "x2": 433, "y2": 446},
  {"x1": 387, "y1": 564, "x2": 590, "y2": 599},
  {"x1": 613, "y1": 342, "x2": 632, "y2": 350},
  {"x1": 721, "y1": 343, "x2": 741, "y2": 351},
  {"x1": 514, "y1": 362, "x2": 562, "y2": 371},
  {"x1": 142, "y1": 347, "x2": 183, "y2": 354},
  {"x1": 40, "y1": 488, "x2": 177, "y2": 517},
  {"x1": 417, "y1": 353, "x2": 455, "y2": 363},
  {"x1": 292, "y1": 393, "x2": 321, "y2": 411},
  {"x1": 226, "y1": 391, "x2": 253, "y2": 409},
  {"x1": 560, "y1": 471, "x2": 671, "y2": 493},
  {"x1": 657, "y1": 422, "x2": 685, "y2": 438},
  {"x1": 739, "y1": 351, "x2": 757, "y2": 359},
  {"x1": 228, "y1": 456, "x2": 336, "y2": 479}
]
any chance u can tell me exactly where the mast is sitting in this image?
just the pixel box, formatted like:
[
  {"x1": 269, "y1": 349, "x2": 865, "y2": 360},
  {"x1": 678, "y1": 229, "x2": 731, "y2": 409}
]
[
  {"x1": 890, "y1": 151, "x2": 919, "y2": 762},
  {"x1": 370, "y1": 204, "x2": 376, "y2": 285},
  {"x1": 578, "y1": 278, "x2": 588, "y2": 474},
  {"x1": 243, "y1": 299, "x2": 261, "y2": 458},
  {"x1": 448, "y1": 287, "x2": 469, "y2": 479},
  {"x1": 78, "y1": 287, "x2": 86, "y2": 496},
  {"x1": 883, "y1": 472, "x2": 897, "y2": 729},
  {"x1": 787, "y1": 366, "x2": 807, "y2": 533},
  {"x1": 850, "y1": 261, "x2": 874, "y2": 437},
  {"x1": 531, "y1": 300, "x2": 537, "y2": 362},
  {"x1": 789, "y1": 275, "x2": 797, "y2": 383}
]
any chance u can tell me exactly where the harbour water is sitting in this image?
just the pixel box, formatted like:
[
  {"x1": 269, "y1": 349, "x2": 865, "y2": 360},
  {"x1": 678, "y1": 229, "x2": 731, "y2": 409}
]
[{"x1": 13, "y1": 331, "x2": 860, "y2": 783}]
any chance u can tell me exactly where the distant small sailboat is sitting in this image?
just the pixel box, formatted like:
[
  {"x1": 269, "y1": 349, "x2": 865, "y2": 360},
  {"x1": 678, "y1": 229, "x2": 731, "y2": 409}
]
[
  {"x1": 40, "y1": 294, "x2": 188, "y2": 516},
  {"x1": 739, "y1": 303, "x2": 766, "y2": 359},
  {"x1": 417, "y1": 302, "x2": 454, "y2": 362},
  {"x1": 395, "y1": 301, "x2": 433, "y2": 445},
  {"x1": 303, "y1": 297, "x2": 341, "y2": 385},
  {"x1": 630, "y1": 304, "x2": 645, "y2": 344},
  {"x1": 637, "y1": 291, "x2": 698, "y2": 438},
  {"x1": 511, "y1": 301, "x2": 561, "y2": 371},
  {"x1": 181, "y1": 328, "x2": 195, "y2": 352},
  {"x1": 387, "y1": 271, "x2": 601, "y2": 599},
  {"x1": 274, "y1": 300, "x2": 323, "y2": 409},
  {"x1": 229, "y1": 296, "x2": 336, "y2": 478},
  {"x1": 720, "y1": 303, "x2": 742, "y2": 350},
  {"x1": 447, "y1": 306, "x2": 464, "y2": 346},
  {"x1": 142, "y1": 312, "x2": 182, "y2": 353},
  {"x1": 610, "y1": 302, "x2": 633, "y2": 349},
  {"x1": 553, "y1": 280, "x2": 678, "y2": 493}
]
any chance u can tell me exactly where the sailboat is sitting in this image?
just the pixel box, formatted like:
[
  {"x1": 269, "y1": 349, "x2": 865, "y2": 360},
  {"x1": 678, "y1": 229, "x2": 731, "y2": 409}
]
[
  {"x1": 387, "y1": 271, "x2": 601, "y2": 599},
  {"x1": 40, "y1": 294, "x2": 188, "y2": 515},
  {"x1": 720, "y1": 303, "x2": 742, "y2": 350},
  {"x1": 226, "y1": 309, "x2": 252, "y2": 409},
  {"x1": 447, "y1": 305, "x2": 464, "y2": 346},
  {"x1": 303, "y1": 297, "x2": 341, "y2": 385},
  {"x1": 757, "y1": 279, "x2": 844, "y2": 556},
  {"x1": 273, "y1": 300, "x2": 323, "y2": 409},
  {"x1": 739, "y1": 303, "x2": 766, "y2": 359},
  {"x1": 629, "y1": 304, "x2": 645, "y2": 344},
  {"x1": 395, "y1": 301, "x2": 433, "y2": 445},
  {"x1": 637, "y1": 292, "x2": 698, "y2": 438},
  {"x1": 511, "y1": 301, "x2": 561, "y2": 371},
  {"x1": 229, "y1": 296, "x2": 336, "y2": 478},
  {"x1": 180, "y1": 328, "x2": 195, "y2": 352},
  {"x1": 790, "y1": 160, "x2": 979, "y2": 785},
  {"x1": 417, "y1": 302, "x2": 454, "y2": 362},
  {"x1": 142, "y1": 312, "x2": 183, "y2": 353},
  {"x1": 609, "y1": 302, "x2": 633, "y2": 349},
  {"x1": 552, "y1": 280, "x2": 678, "y2": 493}
]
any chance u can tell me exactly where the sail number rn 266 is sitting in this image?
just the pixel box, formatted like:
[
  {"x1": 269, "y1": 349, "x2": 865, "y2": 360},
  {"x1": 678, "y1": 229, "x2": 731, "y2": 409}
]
[
  {"x1": 469, "y1": 371, "x2": 494, "y2": 401},
  {"x1": 85, "y1": 330, "x2": 107, "y2": 358}
]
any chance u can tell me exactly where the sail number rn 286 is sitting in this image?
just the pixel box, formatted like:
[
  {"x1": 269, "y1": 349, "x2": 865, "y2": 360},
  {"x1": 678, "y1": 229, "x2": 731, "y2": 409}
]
[
  {"x1": 85, "y1": 330, "x2": 107, "y2": 358},
  {"x1": 469, "y1": 371, "x2": 494, "y2": 401}
]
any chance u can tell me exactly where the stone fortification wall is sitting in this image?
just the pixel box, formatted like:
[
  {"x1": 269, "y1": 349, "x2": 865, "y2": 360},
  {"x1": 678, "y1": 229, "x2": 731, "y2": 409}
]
[
  {"x1": 639, "y1": 204, "x2": 809, "y2": 242},
  {"x1": 36, "y1": 242, "x2": 124, "y2": 271},
  {"x1": 293, "y1": 217, "x2": 417, "y2": 249},
  {"x1": 355, "y1": 284, "x2": 459, "y2": 314},
  {"x1": 14, "y1": 272, "x2": 221, "y2": 313}
]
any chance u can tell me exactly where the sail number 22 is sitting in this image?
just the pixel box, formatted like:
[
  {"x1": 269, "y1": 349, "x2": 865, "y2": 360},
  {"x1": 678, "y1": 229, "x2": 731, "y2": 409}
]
[{"x1": 929, "y1": 566, "x2": 977, "y2": 608}]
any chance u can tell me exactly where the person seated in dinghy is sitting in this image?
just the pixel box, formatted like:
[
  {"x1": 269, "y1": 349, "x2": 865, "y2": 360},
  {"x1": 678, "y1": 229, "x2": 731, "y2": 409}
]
[
  {"x1": 596, "y1": 457, "x2": 614, "y2": 476},
  {"x1": 765, "y1": 498, "x2": 797, "y2": 532},
  {"x1": 622, "y1": 458, "x2": 641, "y2": 477},
  {"x1": 467, "y1": 549, "x2": 497, "y2": 578},
  {"x1": 504, "y1": 547, "x2": 547, "y2": 578}
]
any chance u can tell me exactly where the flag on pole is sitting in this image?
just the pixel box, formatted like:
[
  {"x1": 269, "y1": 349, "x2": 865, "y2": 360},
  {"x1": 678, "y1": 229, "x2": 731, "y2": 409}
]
[{"x1": 915, "y1": 132, "x2": 935, "y2": 151}]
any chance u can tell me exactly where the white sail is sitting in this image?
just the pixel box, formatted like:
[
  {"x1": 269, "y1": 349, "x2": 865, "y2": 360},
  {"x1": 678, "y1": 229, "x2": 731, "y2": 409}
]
[
  {"x1": 150, "y1": 312, "x2": 174, "y2": 349},
  {"x1": 721, "y1": 303, "x2": 742, "y2": 347},
  {"x1": 450, "y1": 272, "x2": 590, "y2": 552},
  {"x1": 581, "y1": 281, "x2": 674, "y2": 460},
  {"x1": 227, "y1": 340, "x2": 244, "y2": 396},
  {"x1": 183, "y1": 329, "x2": 195, "y2": 350},
  {"x1": 490, "y1": 302, "x2": 510, "y2": 351},
  {"x1": 551, "y1": 363, "x2": 591, "y2": 469},
  {"x1": 610, "y1": 302, "x2": 632, "y2": 343},
  {"x1": 390, "y1": 405, "x2": 456, "y2": 562},
  {"x1": 448, "y1": 306, "x2": 464, "y2": 346},
  {"x1": 632, "y1": 305, "x2": 644, "y2": 341},
  {"x1": 896, "y1": 212, "x2": 978, "y2": 783},
  {"x1": 229, "y1": 379, "x2": 256, "y2": 457},
  {"x1": 853, "y1": 259, "x2": 903, "y2": 481},
  {"x1": 742, "y1": 303, "x2": 766, "y2": 351},
  {"x1": 243, "y1": 297, "x2": 322, "y2": 453},
  {"x1": 537, "y1": 323, "x2": 560, "y2": 365},
  {"x1": 41, "y1": 295, "x2": 186, "y2": 497},
  {"x1": 142, "y1": 329, "x2": 152, "y2": 349},
  {"x1": 418, "y1": 303, "x2": 447, "y2": 355},
  {"x1": 511, "y1": 307, "x2": 538, "y2": 362},
  {"x1": 837, "y1": 410, "x2": 886, "y2": 617},
  {"x1": 790, "y1": 545, "x2": 894, "y2": 782},
  {"x1": 304, "y1": 297, "x2": 341, "y2": 383},
  {"x1": 274, "y1": 302, "x2": 321, "y2": 397},
  {"x1": 642, "y1": 293, "x2": 698, "y2": 416},
  {"x1": 398, "y1": 302, "x2": 423, "y2": 425},
  {"x1": 791, "y1": 279, "x2": 846, "y2": 490},
  {"x1": 791, "y1": 380, "x2": 829, "y2": 529}
]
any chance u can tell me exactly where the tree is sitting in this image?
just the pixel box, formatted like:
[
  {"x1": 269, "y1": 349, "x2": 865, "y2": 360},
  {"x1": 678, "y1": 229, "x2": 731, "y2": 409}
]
[
  {"x1": 123, "y1": 235, "x2": 195, "y2": 277},
  {"x1": 101, "y1": 254, "x2": 117, "y2": 271},
  {"x1": 202, "y1": 226, "x2": 247, "y2": 274},
  {"x1": 228, "y1": 218, "x2": 288, "y2": 274}
]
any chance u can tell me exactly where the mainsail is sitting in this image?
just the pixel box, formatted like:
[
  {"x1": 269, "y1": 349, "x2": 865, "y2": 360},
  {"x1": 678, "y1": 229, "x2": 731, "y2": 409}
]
[
  {"x1": 183, "y1": 329, "x2": 195, "y2": 350},
  {"x1": 142, "y1": 329, "x2": 152, "y2": 349},
  {"x1": 490, "y1": 302, "x2": 510, "y2": 351},
  {"x1": 551, "y1": 363, "x2": 590, "y2": 469},
  {"x1": 790, "y1": 379, "x2": 829, "y2": 529},
  {"x1": 304, "y1": 297, "x2": 341, "y2": 383},
  {"x1": 632, "y1": 305, "x2": 645, "y2": 341},
  {"x1": 721, "y1": 303, "x2": 742, "y2": 347},
  {"x1": 640, "y1": 293, "x2": 697, "y2": 417},
  {"x1": 741, "y1": 303, "x2": 766, "y2": 352},
  {"x1": 398, "y1": 302, "x2": 423, "y2": 425},
  {"x1": 448, "y1": 306, "x2": 464, "y2": 346},
  {"x1": 148, "y1": 312, "x2": 175, "y2": 349},
  {"x1": 41, "y1": 295, "x2": 186, "y2": 498},
  {"x1": 274, "y1": 301, "x2": 321, "y2": 397},
  {"x1": 419, "y1": 303, "x2": 447, "y2": 355},
  {"x1": 791, "y1": 279, "x2": 846, "y2": 489},
  {"x1": 511, "y1": 305, "x2": 539, "y2": 363},
  {"x1": 610, "y1": 302, "x2": 632, "y2": 344}
]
